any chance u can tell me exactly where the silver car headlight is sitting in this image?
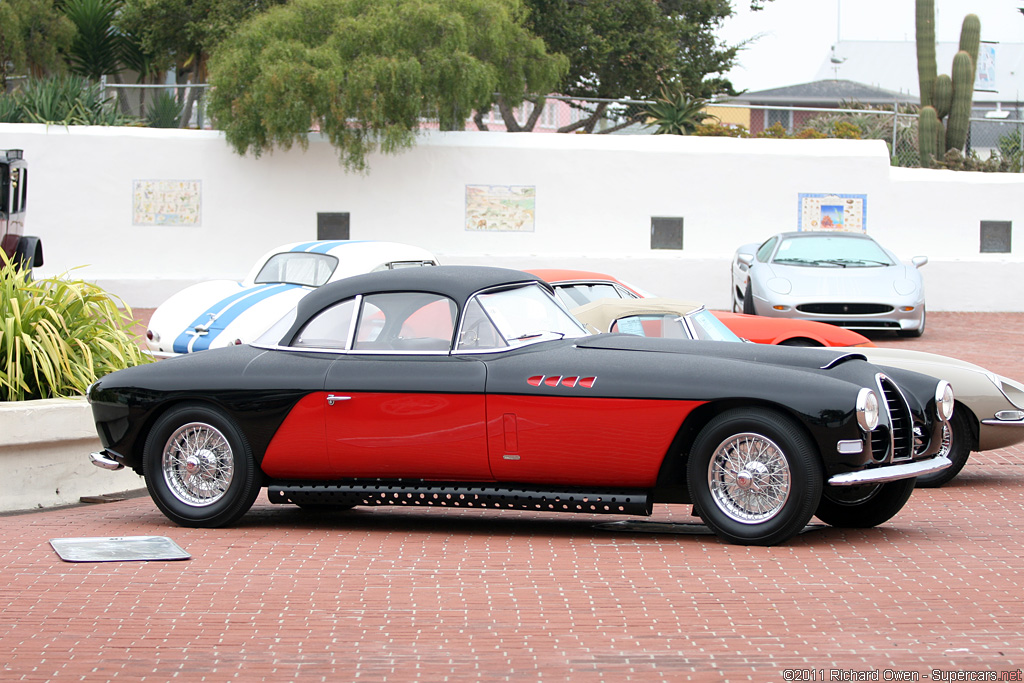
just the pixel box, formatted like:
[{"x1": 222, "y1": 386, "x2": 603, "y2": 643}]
[
  {"x1": 935, "y1": 381, "x2": 954, "y2": 421},
  {"x1": 856, "y1": 388, "x2": 880, "y2": 432}
]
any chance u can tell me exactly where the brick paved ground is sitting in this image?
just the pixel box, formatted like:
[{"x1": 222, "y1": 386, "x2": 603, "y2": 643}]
[{"x1": 2, "y1": 313, "x2": 1023, "y2": 681}]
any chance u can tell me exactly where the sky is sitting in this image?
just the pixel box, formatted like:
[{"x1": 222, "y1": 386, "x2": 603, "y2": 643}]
[{"x1": 718, "y1": 0, "x2": 1024, "y2": 92}]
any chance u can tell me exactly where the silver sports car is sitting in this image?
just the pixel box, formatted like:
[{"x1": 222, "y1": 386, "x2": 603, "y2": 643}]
[{"x1": 732, "y1": 231, "x2": 928, "y2": 337}]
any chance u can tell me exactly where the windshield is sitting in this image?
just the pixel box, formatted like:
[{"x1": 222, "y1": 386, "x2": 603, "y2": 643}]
[
  {"x1": 254, "y1": 252, "x2": 339, "y2": 286},
  {"x1": 462, "y1": 284, "x2": 588, "y2": 350},
  {"x1": 690, "y1": 309, "x2": 743, "y2": 342},
  {"x1": 772, "y1": 235, "x2": 894, "y2": 268}
]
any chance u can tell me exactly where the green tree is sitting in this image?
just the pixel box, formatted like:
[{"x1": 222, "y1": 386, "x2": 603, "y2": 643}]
[
  {"x1": 206, "y1": 0, "x2": 566, "y2": 172},
  {"x1": 0, "y1": 0, "x2": 76, "y2": 88},
  {"x1": 117, "y1": 0, "x2": 288, "y2": 125},
  {"x1": 507, "y1": 0, "x2": 769, "y2": 133},
  {"x1": 62, "y1": 0, "x2": 124, "y2": 80}
]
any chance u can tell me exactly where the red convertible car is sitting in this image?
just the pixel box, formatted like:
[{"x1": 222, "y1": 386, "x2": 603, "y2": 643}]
[
  {"x1": 88, "y1": 266, "x2": 952, "y2": 546},
  {"x1": 527, "y1": 269, "x2": 875, "y2": 348}
]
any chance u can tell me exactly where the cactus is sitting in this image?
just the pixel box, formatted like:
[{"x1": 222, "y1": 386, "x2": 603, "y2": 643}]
[
  {"x1": 919, "y1": 106, "x2": 940, "y2": 166},
  {"x1": 932, "y1": 74, "x2": 953, "y2": 119},
  {"x1": 916, "y1": 0, "x2": 936, "y2": 108},
  {"x1": 959, "y1": 14, "x2": 981, "y2": 85},
  {"x1": 946, "y1": 50, "x2": 974, "y2": 151}
]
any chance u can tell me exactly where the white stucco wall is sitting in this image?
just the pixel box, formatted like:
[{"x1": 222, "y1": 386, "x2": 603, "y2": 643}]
[{"x1": 4, "y1": 123, "x2": 1021, "y2": 310}]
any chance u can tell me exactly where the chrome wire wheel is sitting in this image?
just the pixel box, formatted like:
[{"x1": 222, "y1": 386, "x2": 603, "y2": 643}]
[
  {"x1": 161, "y1": 421, "x2": 235, "y2": 507},
  {"x1": 708, "y1": 432, "x2": 792, "y2": 524}
]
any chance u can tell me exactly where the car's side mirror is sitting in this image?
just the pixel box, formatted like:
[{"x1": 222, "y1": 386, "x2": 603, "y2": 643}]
[
  {"x1": 737, "y1": 253, "x2": 754, "y2": 268},
  {"x1": 912, "y1": 256, "x2": 928, "y2": 268}
]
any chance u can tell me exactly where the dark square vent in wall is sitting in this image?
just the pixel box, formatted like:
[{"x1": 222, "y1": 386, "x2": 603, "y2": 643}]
[
  {"x1": 317, "y1": 212, "x2": 350, "y2": 241},
  {"x1": 980, "y1": 220, "x2": 1011, "y2": 253},
  {"x1": 651, "y1": 217, "x2": 683, "y2": 250}
]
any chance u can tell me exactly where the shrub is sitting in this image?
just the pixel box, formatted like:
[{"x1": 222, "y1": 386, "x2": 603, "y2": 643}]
[
  {"x1": 0, "y1": 253, "x2": 151, "y2": 401},
  {"x1": 9, "y1": 74, "x2": 135, "y2": 126},
  {"x1": 145, "y1": 90, "x2": 183, "y2": 128},
  {"x1": 693, "y1": 122, "x2": 749, "y2": 137}
]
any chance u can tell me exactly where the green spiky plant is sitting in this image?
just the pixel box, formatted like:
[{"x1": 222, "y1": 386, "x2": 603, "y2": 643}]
[
  {"x1": 0, "y1": 252, "x2": 151, "y2": 402},
  {"x1": 916, "y1": 1, "x2": 981, "y2": 164},
  {"x1": 642, "y1": 86, "x2": 718, "y2": 135},
  {"x1": 145, "y1": 90, "x2": 184, "y2": 128}
]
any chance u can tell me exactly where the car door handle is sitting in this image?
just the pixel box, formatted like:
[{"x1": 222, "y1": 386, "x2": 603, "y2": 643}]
[{"x1": 326, "y1": 394, "x2": 351, "y2": 406}]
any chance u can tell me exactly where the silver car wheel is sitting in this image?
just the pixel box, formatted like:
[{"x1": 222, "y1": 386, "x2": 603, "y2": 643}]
[
  {"x1": 162, "y1": 421, "x2": 234, "y2": 507},
  {"x1": 708, "y1": 432, "x2": 792, "y2": 523}
]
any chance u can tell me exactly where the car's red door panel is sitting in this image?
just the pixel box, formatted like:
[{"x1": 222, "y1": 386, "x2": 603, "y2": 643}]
[
  {"x1": 324, "y1": 357, "x2": 490, "y2": 479},
  {"x1": 262, "y1": 394, "x2": 329, "y2": 477},
  {"x1": 486, "y1": 395, "x2": 702, "y2": 487}
]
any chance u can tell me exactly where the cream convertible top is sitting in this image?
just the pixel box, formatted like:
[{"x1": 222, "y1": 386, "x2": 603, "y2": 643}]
[{"x1": 570, "y1": 297, "x2": 705, "y2": 333}]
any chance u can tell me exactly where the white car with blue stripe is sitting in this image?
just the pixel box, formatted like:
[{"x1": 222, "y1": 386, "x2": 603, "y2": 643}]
[{"x1": 146, "y1": 240, "x2": 438, "y2": 356}]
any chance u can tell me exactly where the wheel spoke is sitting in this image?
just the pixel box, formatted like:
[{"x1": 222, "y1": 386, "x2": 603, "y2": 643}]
[
  {"x1": 162, "y1": 422, "x2": 234, "y2": 506},
  {"x1": 708, "y1": 432, "x2": 792, "y2": 524}
]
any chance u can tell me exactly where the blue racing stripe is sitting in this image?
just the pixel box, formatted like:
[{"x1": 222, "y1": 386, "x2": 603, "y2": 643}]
[
  {"x1": 173, "y1": 284, "x2": 297, "y2": 353},
  {"x1": 289, "y1": 240, "x2": 369, "y2": 254}
]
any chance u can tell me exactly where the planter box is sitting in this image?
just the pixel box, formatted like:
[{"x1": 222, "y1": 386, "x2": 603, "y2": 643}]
[{"x1": 0, "y1": 397, "x2": 144, "y2": 512}]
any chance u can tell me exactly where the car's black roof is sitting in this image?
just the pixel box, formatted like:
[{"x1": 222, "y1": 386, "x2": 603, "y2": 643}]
[{"x1": 294, "y1": 265, "x2": 548, "y2": 323}]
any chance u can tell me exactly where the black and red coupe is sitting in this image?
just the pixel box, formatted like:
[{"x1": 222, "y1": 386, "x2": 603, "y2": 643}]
[{"x1": 88, "y1": 266, "x2": 953, "y2": 545}]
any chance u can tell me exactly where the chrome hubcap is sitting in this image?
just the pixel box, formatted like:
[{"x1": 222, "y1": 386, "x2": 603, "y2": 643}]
[
  {"x1": 708, "y1": 432, "x2": 792, "y2": 524},
  {"x1": 162, "y1": 422, "x2": 233, "y2": 507}
]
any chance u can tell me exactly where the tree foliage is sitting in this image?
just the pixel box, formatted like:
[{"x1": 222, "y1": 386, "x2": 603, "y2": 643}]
[
  {"x1": 509, "y1": 0, "x2": 769, "y2": 133},
  {"x1": 207, "y1": 0, "x2": 567, "y2": 171},
  {"x1": 117, "y1": 0, "x2": 290, "y2": 81},
  {"x1": 0, "y1": 0, "x2": 76, "y2": 88},
  {"x1": 62, "y1": 0, "x2": 125, "y2": 80}
]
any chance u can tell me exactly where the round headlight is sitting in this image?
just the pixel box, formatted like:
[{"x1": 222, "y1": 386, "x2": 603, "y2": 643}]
[
  {"x1": 936, "y1": 381, "x2": 954, "y2": 421},
  {"x1": 856, "y1": 388, "x2": 880, "y2": 432}
]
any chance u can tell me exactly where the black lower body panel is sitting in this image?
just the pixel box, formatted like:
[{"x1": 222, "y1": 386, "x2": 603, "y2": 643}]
[{"x1": 267, "y1": 480, "x2": 653, "y2": 516}]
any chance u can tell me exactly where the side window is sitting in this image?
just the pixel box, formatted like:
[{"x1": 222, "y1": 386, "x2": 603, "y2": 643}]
[
  {"x1": 293, "y1": 298, "x2": 356, "y2": 349},
  {"x1": 756, "y1": 237, "x2": 777, "y2": 262},
  {"x1": 353, "y1": 292, "x2": 456, "y2": 352},
  {"x1": 457, "y1": 298, "x2": 505, "y2": 350}
]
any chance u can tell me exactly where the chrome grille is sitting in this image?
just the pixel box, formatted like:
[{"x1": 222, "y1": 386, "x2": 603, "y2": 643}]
[{"x1": 879, "y1": 375, "x2": 914, "y2": 462}]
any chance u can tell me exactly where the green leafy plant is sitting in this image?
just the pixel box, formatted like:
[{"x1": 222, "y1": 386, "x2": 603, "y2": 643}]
[
  {"x1": 13, "y1": 74, "x2": 134, "y2": 125},
  {"x1": 0, "y1": 252, "x2": 151, "y2": 402},
  {"x1": 642, "y1": 87, "x2": 718, "y2": 135},
  {"x1": 0, "y1": 93, "x2": 23, "y2": 122},
  {"x1": 145, "y1": 90, "x2": 183, "y2": 128}
]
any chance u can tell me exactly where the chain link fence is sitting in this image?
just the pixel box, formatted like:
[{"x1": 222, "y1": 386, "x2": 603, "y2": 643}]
[
  {"x1": 101, "y1": 82, "x2": 211, "y2": 129},
  {"x1": 97, "y1": 83, "x2": 1023, "y2": 172}
]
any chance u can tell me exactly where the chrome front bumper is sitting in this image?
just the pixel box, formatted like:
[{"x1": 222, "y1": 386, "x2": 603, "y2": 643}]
[
  {"x1": 90, "y1": 451, "x2": 124, "y2": 471},
  {"x1": 827, "y1": 455, "x2": 951, "y2": 486}
]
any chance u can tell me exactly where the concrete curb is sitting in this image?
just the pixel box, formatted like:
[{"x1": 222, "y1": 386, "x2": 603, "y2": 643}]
[{"x1": 0, "y1": 397, "x2": 144, "y2": 512}]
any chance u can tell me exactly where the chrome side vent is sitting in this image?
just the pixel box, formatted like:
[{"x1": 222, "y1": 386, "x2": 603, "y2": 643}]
[{"x1": 878, "y1": 375, "x2": 914, "y2": 462}]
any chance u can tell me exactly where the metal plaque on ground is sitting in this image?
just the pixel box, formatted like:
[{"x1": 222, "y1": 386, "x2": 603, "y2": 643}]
[{"x1": 49, "y1": 536, "x2": 191, "y2": 562}]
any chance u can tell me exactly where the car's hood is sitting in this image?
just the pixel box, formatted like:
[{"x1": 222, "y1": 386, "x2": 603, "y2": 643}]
[
  {"x1": 148, "y1": 280, "x2": 309, "y2": 354},
  {"x1": 762, "y1": 262, "x2": 920, "y2": 299}
]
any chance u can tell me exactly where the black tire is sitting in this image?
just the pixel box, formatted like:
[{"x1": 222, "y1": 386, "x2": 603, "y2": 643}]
[
  {"x1": 742, "y1": 280, "x2": 756, "y2": 315},
  {"x1": 687, "y1": 408, "x2": 823, "y2": 546},
  {"x1": 915, "y1": 409, "x2": 972, "y2": 488},
  {"x1": 143, "y1": 403, "x2": 261, "y2": 528},
  {"x1": 814, "y1": 478, "x2": 915, "y2": 528},
  {"x1": 779, "y1": 338, "x2": 822, "y2": 347},
  {"x1": 897, "y1": 307, "x2": 925, "y2": 338}
]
